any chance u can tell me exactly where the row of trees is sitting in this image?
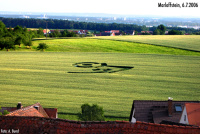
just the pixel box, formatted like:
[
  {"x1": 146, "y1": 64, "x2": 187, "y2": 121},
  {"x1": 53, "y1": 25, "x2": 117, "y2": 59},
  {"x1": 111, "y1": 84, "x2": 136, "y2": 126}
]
[
  {"x1": 49, "y1": 29, "x2": 77, "y2": 37},
  {"x1": 153, "y1": 24, "x2": 193, "y2": 35}
]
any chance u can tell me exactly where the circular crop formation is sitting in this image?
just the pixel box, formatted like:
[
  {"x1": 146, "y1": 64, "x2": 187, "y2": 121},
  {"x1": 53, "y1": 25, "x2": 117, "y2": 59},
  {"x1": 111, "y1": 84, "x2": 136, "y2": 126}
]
[{"x1": 69, "y1": 62, "x2": 133, "y2": 73}]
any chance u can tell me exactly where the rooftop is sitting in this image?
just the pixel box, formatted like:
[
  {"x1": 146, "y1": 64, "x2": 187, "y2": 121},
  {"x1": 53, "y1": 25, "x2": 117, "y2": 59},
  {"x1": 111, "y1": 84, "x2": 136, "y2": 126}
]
[
  {"x1": 130, "y1": 100, "x2": 200, "y2": 124},
  {"x1": 185, "y1": 103, "x2": 200, "y2": 126},
  {"x1": 1, "y1": 102, "x2": 57, "y2": 118}
]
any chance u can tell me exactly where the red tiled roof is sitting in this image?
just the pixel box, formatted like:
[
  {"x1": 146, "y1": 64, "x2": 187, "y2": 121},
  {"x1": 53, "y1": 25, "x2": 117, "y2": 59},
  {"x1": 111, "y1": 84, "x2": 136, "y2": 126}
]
[
  {"x1": 43, "y1": 29, "x2": 47, "y2": 33},
  {"x1": 185, "y1": 103, "x2": 200, "y2": 126},
  {"x1": 0, "y1": 116, "x2": 199, "y2": 134},
  {"x1": 5, "y1": 103, "x2": 50, "y2": 118},
  {"x1": 6, "y1": 107, "x2": 44, "y2": 117}
]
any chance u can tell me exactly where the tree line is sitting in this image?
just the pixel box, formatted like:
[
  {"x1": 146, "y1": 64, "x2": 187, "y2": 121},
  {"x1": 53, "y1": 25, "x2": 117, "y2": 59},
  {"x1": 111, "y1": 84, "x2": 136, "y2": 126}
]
[{"x1": 0, "y1": 17, "x2": 148, "y2": 32}]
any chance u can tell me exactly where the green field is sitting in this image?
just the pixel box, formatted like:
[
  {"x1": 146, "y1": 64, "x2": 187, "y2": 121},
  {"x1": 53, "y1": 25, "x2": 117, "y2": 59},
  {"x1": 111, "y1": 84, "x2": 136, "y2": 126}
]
[
  {"x1": 92, "y1": 35, "x2": 200, "y2": 52},
  {"x1": 0, "y1": 52, "x2": 199, "y2": 120},
  {"x1": 10, "y1": 38, "x2": 200, "y2": 56}
]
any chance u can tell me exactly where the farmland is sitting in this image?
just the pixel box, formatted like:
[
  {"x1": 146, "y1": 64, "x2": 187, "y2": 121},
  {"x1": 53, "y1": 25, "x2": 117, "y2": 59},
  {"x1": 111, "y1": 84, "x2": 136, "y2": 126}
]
[
  {"x1": 92, "y1": 35, "x2": 200, "y2": 52},
  {"x1": 0, "y1": 35, "x2": 200, "y2": 120},
  {"x1": 10, "y1": 38, "x2": 200, "y2": 56},
  {"x1": 0, "y1": 51, "x2": 199, "y2": 120}
]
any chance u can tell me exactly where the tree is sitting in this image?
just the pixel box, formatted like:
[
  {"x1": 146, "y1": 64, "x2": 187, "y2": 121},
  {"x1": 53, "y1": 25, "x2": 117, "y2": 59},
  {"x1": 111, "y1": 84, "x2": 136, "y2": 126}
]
[
  {"x1": 37, "y1": 43, "x2": 48, "y2": 51},
  {"x1": 49, "y1": 29, "x2": 61, "y2": 37},
  {"x1": 168, "y1": 30, "x2": 183, "y2": 35},
  {"x1": 13, "y1": 25, "x2": 23, "y2": 33},
  {"x1": 0, "y1": 21, "x2": 7, "y2": 37},
  {"x1": 157, "y1": 24, "x2": 166, "y2": 35},
  {"x1": 14, "y1": 36, "x2": 23, "y2": 47},
  {"x1": 154, "y1": 24, "x2": 166, "y2": 35},
  {"x1": 23, "y1": 34, "x2": 33, "y2": 49},
  {"x1": 78, "y1": 104, "x2": 105, "y2": 121},
  {"x1": 134, "y1": 30, "x2": 138, "y2": 35},
  {"x1": 37, "y1": 28, "x2": 44, "y2": 37},
  {"x1": 0, "y1": 38, "x2": 5, "y2": 50},
  {"x1": 4, "y1": 38, "x2": 15, "y2": 51},
  {"x1": 153, "y1": 29, "x2": 160, "y2": 35},
  {"x1": 24, "y1": 40, "x2": 32, "y2": 49}
]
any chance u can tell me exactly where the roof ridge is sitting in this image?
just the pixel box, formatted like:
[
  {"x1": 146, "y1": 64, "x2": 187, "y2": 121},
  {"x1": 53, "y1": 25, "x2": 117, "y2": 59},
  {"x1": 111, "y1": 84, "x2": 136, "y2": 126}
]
[
  {"x1": 7, "y1": 102, "x2": 41, "y2": 115},
  {"x1": 6, "y1": 107, "x2": 44, "y2": 117}
]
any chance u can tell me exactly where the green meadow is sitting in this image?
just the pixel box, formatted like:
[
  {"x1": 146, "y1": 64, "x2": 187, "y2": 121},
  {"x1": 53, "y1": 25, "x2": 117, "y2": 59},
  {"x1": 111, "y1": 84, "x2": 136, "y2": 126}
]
[
  {"x1": 12, "y1": 38, "x2": 200, "y2": 56},
  {"x1": 0, "y1": 36, "x2": 200, "y2": 120}
]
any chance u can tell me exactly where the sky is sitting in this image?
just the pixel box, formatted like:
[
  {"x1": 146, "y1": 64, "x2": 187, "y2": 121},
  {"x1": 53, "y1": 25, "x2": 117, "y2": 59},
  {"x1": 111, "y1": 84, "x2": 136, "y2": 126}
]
[{"x1": 0, "y1": 0, "x2": 200, "y2": 17}]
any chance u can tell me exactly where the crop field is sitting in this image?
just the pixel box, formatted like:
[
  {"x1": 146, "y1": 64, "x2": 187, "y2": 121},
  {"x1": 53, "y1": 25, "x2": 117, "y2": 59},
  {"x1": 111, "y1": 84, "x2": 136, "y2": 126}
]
[
  {"x1": 92, "y1": 35, "x2": 200, "y2": 52},
  {"x1": 12, "y1": 38, "x2": 200, "y2": 56},
  {"x1": 0, "y1": 52, "x2": 199, "y2": 120}
]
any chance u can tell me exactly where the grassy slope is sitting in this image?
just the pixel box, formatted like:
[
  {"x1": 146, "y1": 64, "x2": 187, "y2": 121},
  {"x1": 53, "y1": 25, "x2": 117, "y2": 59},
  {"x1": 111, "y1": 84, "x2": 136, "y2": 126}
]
[
  {"x1": 91, "y1": 35, "x2": 200, "y2": 52},
  {"x1": 0, "y1": 52, "x2": 199, "y2": 120},
  {"x1": 11, "y1": 38, "x2": 200, "y2": 56}
]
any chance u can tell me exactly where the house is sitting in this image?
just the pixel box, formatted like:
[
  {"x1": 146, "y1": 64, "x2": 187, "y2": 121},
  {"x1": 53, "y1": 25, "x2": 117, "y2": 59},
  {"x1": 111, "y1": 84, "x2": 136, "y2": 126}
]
[
  {"x1": 1, "y1": 102, "x2": 57, "y2": 118},
  {"x1": 43, "y1": 29, "x2": 50, "y2": 34},
  {"x1": 129, "y1": 97, "x2": 200, "y2": 126},
  {"x1": 0, "y1": 116, "x2": 199, "y2": 134},
  {"x1": 100, "y1": 30, "x2": 121, "y2": 36},
  {"x1": 78, "y1": 30, "x2": 88, "y2": 35},
  {"x1": 180, "y1": 103, "x2": 200, "y2": 126}
]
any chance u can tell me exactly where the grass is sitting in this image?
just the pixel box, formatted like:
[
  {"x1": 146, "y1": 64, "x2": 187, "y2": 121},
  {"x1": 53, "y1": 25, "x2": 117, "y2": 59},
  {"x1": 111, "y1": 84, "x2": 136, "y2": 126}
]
[
  {"x1": 7, "y1": 38, "x2": 200, "y2": 56},
  {"x1": 91, "y1": 35, "x2": 200, "y2": 52},
  {"x1": 0, "y1": 52, "x2": 199, "y2": 120}
]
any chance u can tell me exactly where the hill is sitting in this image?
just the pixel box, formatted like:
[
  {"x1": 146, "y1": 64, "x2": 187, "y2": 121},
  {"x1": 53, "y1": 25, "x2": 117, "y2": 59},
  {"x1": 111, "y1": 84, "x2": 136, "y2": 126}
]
[
  {"x1": 4, "y1": 38, "x2": 200, "y2": 56},
  {"x1": 92, "y1": 35, "x2": 200, "y2": 52}
]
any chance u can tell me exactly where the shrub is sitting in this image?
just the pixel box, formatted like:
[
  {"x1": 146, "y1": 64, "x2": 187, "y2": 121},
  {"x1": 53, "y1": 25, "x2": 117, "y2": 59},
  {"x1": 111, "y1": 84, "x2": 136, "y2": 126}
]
[
  {"x1": 37, "y1": 43, "x2": 48, "y2": 51},
  {"x1": 78, "y1": 103, "x2": 105, "y2": 121}
]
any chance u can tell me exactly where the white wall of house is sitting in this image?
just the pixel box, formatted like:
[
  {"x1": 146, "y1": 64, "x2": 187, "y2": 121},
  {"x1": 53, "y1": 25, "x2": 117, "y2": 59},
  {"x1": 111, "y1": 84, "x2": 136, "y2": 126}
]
[
  {"x1": 131, "y1": 109, "x2": 136, "y2": 123},
  {"x1": 179, "y1": 106, "x2": 189, "y2": 124},
  {"x1": 132, "y1": 31, "x2": 135, "y2": 35}
]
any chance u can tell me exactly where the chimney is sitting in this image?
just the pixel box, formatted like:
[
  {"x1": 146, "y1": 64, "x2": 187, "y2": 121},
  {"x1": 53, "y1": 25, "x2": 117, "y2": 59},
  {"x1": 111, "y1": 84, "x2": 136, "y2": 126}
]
[
  {"x1": 17, "y1": 102, "x2": 22, "y2": 109},
  {"x1": 168, "y1": 97, "x2": 173, "y2": 117}
]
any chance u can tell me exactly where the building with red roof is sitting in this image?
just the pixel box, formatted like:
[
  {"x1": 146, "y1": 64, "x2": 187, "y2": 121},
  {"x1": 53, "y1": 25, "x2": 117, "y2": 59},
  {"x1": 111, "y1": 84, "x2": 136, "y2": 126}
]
[
  {"x1": 180, "y1": 103, "x2": 200, "y2": 126},
  {"x1": 1, "y1": 102, "x2": 57, "y2": 118}
]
